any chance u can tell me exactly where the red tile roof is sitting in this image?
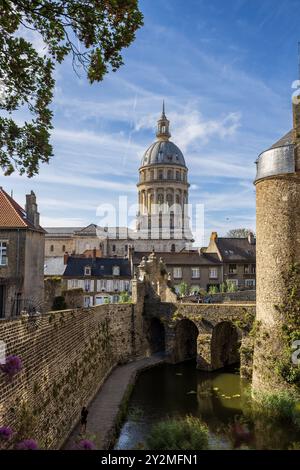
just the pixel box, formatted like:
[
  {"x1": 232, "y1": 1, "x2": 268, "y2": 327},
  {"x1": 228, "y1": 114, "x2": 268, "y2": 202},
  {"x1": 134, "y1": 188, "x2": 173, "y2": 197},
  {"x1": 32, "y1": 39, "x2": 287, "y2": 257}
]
[{"x1": 0, "y1": 187, "x2": 37, "y2": 229}]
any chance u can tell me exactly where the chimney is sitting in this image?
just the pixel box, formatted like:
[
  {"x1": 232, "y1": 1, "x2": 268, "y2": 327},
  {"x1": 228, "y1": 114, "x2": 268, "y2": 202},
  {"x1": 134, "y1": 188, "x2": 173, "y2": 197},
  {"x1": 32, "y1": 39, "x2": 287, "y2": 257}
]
[
  {"x1": 293, "y1": 90, "x2": 300, "y2": 171},
  {"x1": 210, "y1": 232, "x2": 218, "y2": 242},
  {"x1": 64, "y1": 252, "x2": 69, "y2": 265},
  {"x1": 25, "y1": 191, "x2": 40, "y2": 228},
  {"x1": 248, "y1": 232, "x2": 255, "y2": 245}
]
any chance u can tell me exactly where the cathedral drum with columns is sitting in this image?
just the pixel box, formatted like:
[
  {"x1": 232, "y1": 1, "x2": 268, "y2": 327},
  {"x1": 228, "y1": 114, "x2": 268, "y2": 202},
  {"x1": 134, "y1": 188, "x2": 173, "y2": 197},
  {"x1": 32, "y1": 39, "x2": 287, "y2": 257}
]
[{"x1": 136, "y1": 104, "x2": 193, "y2": 251}]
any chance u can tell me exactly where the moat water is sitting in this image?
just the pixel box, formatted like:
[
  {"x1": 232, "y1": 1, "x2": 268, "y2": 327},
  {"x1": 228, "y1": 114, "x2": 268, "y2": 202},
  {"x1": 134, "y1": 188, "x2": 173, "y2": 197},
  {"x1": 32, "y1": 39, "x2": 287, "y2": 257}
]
[{"x1": 115, "y1": 361, "x2": 300, "y2": 450}]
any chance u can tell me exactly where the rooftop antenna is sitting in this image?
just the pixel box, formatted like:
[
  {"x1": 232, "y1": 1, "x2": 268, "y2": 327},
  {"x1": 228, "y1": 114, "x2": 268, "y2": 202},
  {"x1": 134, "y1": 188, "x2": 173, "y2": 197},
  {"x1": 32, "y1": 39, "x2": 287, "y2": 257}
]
[{"x1": 11, "y1": 189, "x2": 13, "y2": 198}]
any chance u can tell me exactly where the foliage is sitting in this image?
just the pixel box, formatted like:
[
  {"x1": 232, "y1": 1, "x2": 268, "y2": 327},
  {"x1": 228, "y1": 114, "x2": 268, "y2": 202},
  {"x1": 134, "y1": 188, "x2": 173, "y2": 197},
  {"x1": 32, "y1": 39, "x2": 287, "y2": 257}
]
[
  {"x1": 146, "y1": 416, "x2": 209, "y2": 450},
  {"x1": 0, "y1": 426, "x2": 13, "y2": 441},
  {"x1": 52, "y1": 295, "x2": 66, "y2": 311},
  {"x1": 0, "y1": 355, "x2": 22, "y2": 379},
  {"x1": 274, "y1": 263, "x2": 300, "y2": 386},
  {"x1": 251, "y1": 390, "x2": 300, "y2": 428},
  {"x1": 219, "y1": 282, "x2": 226, "y2": 293},
  {"x1": 128, "y1": 406, "x2": 144, "y2": 422},
  {"x1": 16, "y1": 438, "x2": 38, "y2": 450},
  {"x1": 226, "y1": 280, "x2": 238, "y2": 293},
  {"x1": 119, "y1": 291, "x2": 132, "y2": 303},
  {"x1": 219, "y1": 280, "x2": 238, "y2": 293},
  {"x1": 227, "y1": 416, "x2": 254, "y2": 449},
  {"x1": 0, "y1": 0, "x2": 143, "y2": 176},
  {"x1": 45, "y1": 276, "x2": 61, "y2": 283},
  {"x1": 75, "y1": 439, "x2": 96, "y2": 450},
  {"x1": 178, "y1": 282, "x2": 189, "y2": 297},
  {"x1": 226, "y1": 228, "x2": 255, "y2": 238},
  {"x1": 289, "y1": 441, "x2": 300, "y2": 450},
  {"x1": 208, "y1": 285, "x2": 218, "y2": 295},
  {"x1": 104, "y1": 297, "x2": 111, "y2": 304}
]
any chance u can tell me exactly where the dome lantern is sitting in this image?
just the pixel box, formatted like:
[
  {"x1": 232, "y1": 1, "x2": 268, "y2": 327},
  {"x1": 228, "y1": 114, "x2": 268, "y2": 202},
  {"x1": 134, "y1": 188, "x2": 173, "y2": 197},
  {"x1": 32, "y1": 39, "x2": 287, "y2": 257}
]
[{"x1": 156, "y1": 101, "x2": 171, "y2": 141}]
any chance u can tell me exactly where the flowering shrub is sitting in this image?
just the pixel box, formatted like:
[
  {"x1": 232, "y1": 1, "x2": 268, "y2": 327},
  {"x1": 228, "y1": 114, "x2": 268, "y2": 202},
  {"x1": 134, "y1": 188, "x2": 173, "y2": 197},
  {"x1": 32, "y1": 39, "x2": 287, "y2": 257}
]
[
  {"x1": 0, "y1": 426, "x2": 13, "y2": 441},
  {"x1": 16, "y1": 439, "x2": 38, "y2": 450},
  {"x1": 76, "y1": 439, "x2": 96, "y2": 450},
  {"x1": 0, "y1": 355, "x2": 22, "y2": 379}
]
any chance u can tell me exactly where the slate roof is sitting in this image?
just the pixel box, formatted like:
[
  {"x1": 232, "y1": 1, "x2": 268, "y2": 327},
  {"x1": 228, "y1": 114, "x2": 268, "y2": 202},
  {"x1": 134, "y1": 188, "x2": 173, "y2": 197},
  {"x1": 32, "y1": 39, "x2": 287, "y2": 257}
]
[
  {"x1": 63, "y1": 257, "x2": 131, "y2": 277},
  {"x1": 133, "y1": 251, "x2": 222, "y2": 266},
  {"x1": 45, "y1": 227, "x2": 82, "y2": 237},
  {"x1": 45, "y1": 225, "x2": 134, "y2": 238},
  {"x1": 0, "y1": 187, "x2": 44, "y2": 231},
  {"x1": 268, "y1": 130, "x2": 294, "y2": 150},
  {"x1": 215, "y1": 238, "x2": 256, "y2": 262}
]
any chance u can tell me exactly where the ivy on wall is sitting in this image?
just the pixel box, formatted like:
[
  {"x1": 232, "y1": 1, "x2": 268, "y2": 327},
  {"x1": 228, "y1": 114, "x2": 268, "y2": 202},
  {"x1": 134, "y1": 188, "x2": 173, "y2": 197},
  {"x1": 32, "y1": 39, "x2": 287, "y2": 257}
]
[{"x1": 274, "y1": 263, "x2": 300, "y2": 386}]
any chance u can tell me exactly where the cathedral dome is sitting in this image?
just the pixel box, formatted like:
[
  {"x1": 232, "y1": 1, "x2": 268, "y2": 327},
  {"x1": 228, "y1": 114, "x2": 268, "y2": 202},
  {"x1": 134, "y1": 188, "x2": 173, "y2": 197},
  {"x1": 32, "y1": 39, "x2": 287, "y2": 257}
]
[
  {"x1": 141, "y1": 140, "x2": 186, "y2": 168},
  {"x1": 140, "y1": 103, "x2": 186, "y2": 168}
]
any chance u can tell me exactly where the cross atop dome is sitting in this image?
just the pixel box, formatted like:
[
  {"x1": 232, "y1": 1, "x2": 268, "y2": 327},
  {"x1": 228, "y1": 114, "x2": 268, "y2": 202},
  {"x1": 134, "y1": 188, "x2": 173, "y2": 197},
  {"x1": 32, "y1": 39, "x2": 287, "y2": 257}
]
[{"x1": 156, "y1": 101, "x2": 171, "y2": 141}]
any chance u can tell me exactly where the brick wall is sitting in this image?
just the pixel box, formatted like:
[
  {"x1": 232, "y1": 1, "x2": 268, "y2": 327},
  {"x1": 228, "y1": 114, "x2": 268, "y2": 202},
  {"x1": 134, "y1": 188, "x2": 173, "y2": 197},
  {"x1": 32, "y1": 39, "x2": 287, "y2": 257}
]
[{"x1": 0, "y1": 304, "x2": 138, "y2": 449}]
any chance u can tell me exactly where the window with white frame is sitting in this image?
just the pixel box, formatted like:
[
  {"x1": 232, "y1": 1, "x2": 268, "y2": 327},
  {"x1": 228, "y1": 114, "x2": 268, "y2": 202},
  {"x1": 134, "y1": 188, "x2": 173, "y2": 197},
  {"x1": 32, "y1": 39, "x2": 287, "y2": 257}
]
[
  {"x1": 71, "y1": 279, "x2": 79, "y2": 288},
  {"x1": 244, "y1": 264, "x2": 250, "y2": 274},
  {"x1": 0, "y1": 242, "x2": 7, "y2": 266},
  {"x1": 209, "y1": 267, "x2": 218, "y2": 279},
  {"x1": 84, "y1": 296, "x2": 91, "y2": 307},
  {"x1": 245, "y1": 279, "x2": 256, "y2": 288},
  {"x1": 98, "y1": 279, "x2": 107, "y2": 291},
  {"x1": 191, "y1": 267, "x2": 200, "y2": 279},
  {"x1": 173, "y1": 267, "x2": 182, "y2": 279},
  {"x1": 124, "y1": 281, "x2": 130, "y2": 292},
  {"x1": 84, "y1": 279, "x2": 91, "y2": 292},
  {"x1": 84, "y1": 266, "x2": 91, "y2": 276},
  {"x1": 112, "y1": 265, "x2": 120, "y2": 276}
]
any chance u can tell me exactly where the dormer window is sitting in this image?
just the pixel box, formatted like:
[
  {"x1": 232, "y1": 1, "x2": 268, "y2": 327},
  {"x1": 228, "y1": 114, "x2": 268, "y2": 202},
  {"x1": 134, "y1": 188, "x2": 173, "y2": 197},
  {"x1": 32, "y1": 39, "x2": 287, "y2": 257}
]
[
  {"x1": 84, "y1": 266, "x2": 91, "y2": 276},
  {"x1": 112, "y1": 265, "x2": 120, "y2": 276}
]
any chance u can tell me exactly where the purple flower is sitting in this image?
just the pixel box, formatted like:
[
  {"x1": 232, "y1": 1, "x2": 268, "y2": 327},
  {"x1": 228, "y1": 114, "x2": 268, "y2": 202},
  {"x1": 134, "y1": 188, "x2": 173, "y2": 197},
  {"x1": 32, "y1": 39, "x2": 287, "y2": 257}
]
[
  {"x1": 0, "y1": 426, "x2": 13, "y2": 441},
  {"x1": 16, "y1": 439, "x2": 38, "y2": 450},
  {"x1": 76, "y1": 439, "x2": 95, "y2": 450},
  {"x1": 0, "y1": 355, "x2": 22, "y2": 379}
]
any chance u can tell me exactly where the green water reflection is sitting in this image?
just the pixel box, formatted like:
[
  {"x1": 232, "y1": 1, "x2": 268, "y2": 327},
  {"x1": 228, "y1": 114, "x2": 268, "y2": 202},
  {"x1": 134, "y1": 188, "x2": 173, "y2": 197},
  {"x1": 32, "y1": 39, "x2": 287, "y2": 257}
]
[{"x1": 115, "y1": 361, "x2": 300, "y2": 450}]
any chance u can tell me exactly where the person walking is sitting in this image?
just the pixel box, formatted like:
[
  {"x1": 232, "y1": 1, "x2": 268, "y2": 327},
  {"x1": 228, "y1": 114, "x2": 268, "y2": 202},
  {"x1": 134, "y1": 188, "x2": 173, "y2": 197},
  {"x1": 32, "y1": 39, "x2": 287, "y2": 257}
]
[{"x1": 80, "y1": 406, "x2": 88, "y2": 434}]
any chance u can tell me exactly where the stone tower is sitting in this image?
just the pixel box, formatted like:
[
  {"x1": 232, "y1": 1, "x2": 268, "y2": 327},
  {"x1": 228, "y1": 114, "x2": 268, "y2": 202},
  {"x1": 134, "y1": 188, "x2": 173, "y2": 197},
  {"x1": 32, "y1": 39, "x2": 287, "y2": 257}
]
[
  {"x1": 136, "y1": 103, "x2": 193, "y2": 250},
  {"x1": 252, "y1": 89, "x2": 300, "y2": 395}
]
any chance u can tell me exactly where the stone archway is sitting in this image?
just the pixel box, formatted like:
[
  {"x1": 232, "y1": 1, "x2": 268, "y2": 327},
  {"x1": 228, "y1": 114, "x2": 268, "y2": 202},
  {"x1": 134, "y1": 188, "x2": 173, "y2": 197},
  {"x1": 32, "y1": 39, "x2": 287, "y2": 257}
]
[
  {"x1": 210, "y1": 321, "x2": 239, "y2": 370},
  {"x1": 174, "y1": 319, "x2": 199, "y2": 363},
  {"x1": 147, "y1": 317, "x2": 165, "y2": 354}
]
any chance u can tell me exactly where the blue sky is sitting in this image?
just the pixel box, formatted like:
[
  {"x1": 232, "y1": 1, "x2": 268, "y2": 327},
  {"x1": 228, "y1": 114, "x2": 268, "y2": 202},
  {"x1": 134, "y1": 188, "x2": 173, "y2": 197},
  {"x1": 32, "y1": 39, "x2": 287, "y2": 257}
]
[{"x1": 1, "y1": 0, "x2": 300, "y2": 244}]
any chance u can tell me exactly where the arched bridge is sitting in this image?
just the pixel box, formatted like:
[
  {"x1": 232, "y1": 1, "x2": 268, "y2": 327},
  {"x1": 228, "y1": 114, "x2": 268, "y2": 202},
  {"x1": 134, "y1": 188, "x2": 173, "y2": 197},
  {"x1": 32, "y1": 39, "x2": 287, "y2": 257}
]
[{"x1": 144, "y1": 302, "x2": 255, "y2": 371}]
